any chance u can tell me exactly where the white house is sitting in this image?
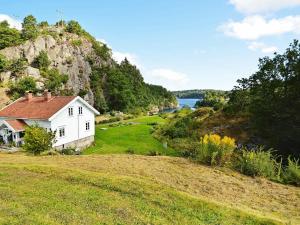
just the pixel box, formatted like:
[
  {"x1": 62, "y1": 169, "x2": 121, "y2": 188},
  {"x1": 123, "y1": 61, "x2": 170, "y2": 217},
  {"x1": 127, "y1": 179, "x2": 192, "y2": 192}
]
[{"x1": 0, "y1": 90, "x2": 99, "y2": 149}]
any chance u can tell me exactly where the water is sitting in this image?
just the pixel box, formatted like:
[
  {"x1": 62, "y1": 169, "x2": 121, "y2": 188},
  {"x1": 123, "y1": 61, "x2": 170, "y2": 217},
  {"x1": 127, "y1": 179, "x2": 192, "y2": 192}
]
[{"x1": 177, "y1": 98, "x2": 200, "y2": 109}]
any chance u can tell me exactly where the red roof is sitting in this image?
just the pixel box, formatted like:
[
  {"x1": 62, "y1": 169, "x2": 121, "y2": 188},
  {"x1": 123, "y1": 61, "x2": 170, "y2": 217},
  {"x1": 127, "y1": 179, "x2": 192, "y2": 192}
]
[
  {"x1": 0, "y1": 96, "x2": 76, "y2": 119},
  {"x1": 5, "y1": 119, "x2": 27, "y2": 131}
]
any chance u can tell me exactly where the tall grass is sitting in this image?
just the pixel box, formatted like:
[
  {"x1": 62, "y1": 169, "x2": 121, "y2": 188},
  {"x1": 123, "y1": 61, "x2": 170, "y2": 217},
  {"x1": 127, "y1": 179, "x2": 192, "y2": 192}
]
[
  {"x1": 193, "y1": 134, "x2": 300, "y2": 186},
  {"x1": 196, "y1": 134, "x2": 236, "y2": 166},
  {"x1": 234, "y1": 148, "x2": 281, "y2": 180},
  {"x1": 283, "y1": 157, "x2": 300, "y2": 186}
]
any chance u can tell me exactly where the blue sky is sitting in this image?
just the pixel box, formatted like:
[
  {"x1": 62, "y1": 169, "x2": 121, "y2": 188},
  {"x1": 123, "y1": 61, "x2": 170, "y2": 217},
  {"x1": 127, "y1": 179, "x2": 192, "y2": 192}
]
[{"x1": 1, "y1": 0, "x2": 300, "y2": 90}]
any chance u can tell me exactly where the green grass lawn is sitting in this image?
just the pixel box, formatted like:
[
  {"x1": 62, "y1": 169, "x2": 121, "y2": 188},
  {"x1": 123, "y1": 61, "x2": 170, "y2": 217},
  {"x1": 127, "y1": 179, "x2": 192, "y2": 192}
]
[
  {"x1": 0, "y1": 163, "x2": 280, "y2": 225},
  {"x1": 84, "y1": 115, "x2": 178, "y2": 156}
]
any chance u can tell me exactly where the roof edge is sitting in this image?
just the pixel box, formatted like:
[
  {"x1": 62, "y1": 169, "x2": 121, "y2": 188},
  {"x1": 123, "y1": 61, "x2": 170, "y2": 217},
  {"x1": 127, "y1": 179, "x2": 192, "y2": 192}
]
[{"x1": 48, "y1": 96, "x2": 100, "y2": 121}]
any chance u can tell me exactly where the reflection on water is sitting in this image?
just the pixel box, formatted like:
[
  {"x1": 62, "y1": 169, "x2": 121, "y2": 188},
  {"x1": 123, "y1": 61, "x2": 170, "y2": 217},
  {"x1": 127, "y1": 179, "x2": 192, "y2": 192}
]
[{"x1": 177, "y1": 98, "x2": 200, "y2": 109}]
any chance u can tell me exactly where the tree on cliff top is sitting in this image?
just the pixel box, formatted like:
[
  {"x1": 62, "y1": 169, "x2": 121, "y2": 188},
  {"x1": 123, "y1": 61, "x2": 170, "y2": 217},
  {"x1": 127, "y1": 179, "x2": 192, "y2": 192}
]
[{"x1": 22, "y1": 15, "x2": 38, "y2": 40}]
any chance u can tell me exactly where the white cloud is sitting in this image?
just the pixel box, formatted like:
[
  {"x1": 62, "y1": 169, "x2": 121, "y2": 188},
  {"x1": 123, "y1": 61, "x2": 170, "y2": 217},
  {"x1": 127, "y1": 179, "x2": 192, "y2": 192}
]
[
  {"x1": 145, "y1": 68, "x2": 189, "y2": 90},
  {"x1": 96, "y1": 38, "x2": 189, "y2": 90},
  {"x1": 112, "y1": 51, "x2": 142, "y2": 68},
  {"x1": 248, "y1": 42, "x2": 278, "y2": 53},
  {"x1": 0, "y1": 14, "x2": 22, "y2": 30},
  {"x1": 220, "y1": 15, "x2": 300, "y2": 40},
  {"x1": 96, "y1": 38, "x2": 107, "y2": 44},
  {"x1": 150, "y1": 68, "x2": 189, "y2": 82},
  {"x1": 96, "y1": 38, "x2": 142, "y2": 68},
  {"x1": 229, "y1": 0, "x2": 300, "y2": 14}
]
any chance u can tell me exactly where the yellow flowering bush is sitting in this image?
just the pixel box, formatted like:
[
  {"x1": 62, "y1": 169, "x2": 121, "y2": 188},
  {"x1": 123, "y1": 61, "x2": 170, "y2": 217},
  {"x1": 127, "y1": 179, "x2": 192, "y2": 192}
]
[{"x1": 197, "y1": 134, "x2": 236, "y2": 166}]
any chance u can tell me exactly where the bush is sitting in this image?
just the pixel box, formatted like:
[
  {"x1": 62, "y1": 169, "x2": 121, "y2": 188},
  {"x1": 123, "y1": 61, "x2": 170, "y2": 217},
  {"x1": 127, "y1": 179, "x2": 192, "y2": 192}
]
[
  {"x1": 9, "y1": 57, "x2": 28, "y2": 76},
  {"x1": 125, "y1": 148, "x2": 135, "y2": 154},
  {"x1": 32, "y1": 50, "x2": 51, "y2": 70},
  {"x1": 78, "y1": 89, "x2": 88, "y2": 98},
  {"x1": 42, "y1": 68, "x2": 68, "y2": 93},
  {"x1": 23, "y1": 125, "x2": 56, "y2": 155},
  {"x1": 0, "y1": 21, "x2": 23, "y2": 49},
  {"x1": 40, "y1": 149, "x2": 60, "y2": 156},
  {"x1": 0, "y1": 54, "x2": 9, "y2": 72},
  {"x1": 66, "y1": 20, "x2": 83, "y2": 35},
  {"x1": 147, "y1": 150, "x2": 161, "y2": 156},
  {"x1": 283, "y1": 157, "x2": 300, "y2": 186},
  {"x1": 97, "y1": 117, "x2": 121, "y2": 125},
  {"x1": 71, "y1": 39, "x2": 82, "y2": 47},
  {"x1": 38, "y1": 21, "x2": 49, "y2": 28},
  {"x1": 61, "y1": 147, "x2": 76, "y2": 155},
  {"x1": 195, "y1": 91, "x2": 228, "y2": 110},
  {"x1": 196, "y1": 134, "x2": 236, "y2": 166},
  {"x1": 234, "y1": 148, "x2": 279, "y2": 179},
  {"x1": 8, "y1": 76, "x2": 37, "y2": 99}
]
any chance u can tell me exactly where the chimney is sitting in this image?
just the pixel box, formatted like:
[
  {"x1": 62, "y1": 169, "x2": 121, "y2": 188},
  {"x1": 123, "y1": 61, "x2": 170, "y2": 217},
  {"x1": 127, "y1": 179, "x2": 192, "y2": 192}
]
[
  {"x1": 44, "y1": 89, "x2": 51, "y2": 101},
  {"x1": 25, "y1": 91, "x2": 33, "y2": 102}
]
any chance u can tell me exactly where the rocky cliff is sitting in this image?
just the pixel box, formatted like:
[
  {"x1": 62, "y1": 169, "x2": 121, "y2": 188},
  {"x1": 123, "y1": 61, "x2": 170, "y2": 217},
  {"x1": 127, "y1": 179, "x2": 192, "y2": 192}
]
[
  {"x1": 0, "y1": 27, "x2": 112, "y2": 105},
  {"x1": 0, "y1": 21, "x2": 176, "y2": 113}
]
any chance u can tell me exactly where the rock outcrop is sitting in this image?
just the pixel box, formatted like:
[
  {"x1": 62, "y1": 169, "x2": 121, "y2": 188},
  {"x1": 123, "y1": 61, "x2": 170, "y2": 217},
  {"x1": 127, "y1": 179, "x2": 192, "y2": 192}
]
[{"x1": 0, "y1": 30, "x2": 110, "y2": 105}]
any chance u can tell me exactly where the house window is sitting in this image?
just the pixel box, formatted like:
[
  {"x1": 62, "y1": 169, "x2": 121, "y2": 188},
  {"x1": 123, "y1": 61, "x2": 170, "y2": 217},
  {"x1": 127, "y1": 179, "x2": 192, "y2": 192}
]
[
  {"x1": 85, "y1": 121, "x2": 90, "y2": 131},
  {"x1": 59, "y1": 127, "x2": 65, "y2": 138},
  {"x1": 68, "y1": 107, "x2": 73, "y2": 116},
  {"x1": 78, "y1": 106, "x2": 83, "y2": 115}
]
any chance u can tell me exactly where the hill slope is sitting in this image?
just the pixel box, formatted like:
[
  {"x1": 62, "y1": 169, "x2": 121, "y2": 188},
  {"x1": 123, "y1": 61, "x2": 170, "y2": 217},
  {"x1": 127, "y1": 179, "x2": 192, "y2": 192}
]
[
  {"x1": 0, "y1": 19, "x2": 176, "y2": 113},
  {"x1": 0, "y1": 153, "x2": 299, "y2": 224}
]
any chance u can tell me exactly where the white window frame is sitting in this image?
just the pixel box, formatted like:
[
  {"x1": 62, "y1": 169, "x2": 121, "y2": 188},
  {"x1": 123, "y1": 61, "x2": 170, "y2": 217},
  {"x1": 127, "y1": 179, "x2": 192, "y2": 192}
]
[
  {"x1": 68, "y1": 107, "x2": 74, "y2": 116},
  {"x1": 78, "y1": 106, "x2": 83, "y2": 115},
  {"x1": 85, "y1": 121, "x2": 90, "y2": 131},
  {"x1": 58, "y1": 126, "x2": 65, "y2": 138}
]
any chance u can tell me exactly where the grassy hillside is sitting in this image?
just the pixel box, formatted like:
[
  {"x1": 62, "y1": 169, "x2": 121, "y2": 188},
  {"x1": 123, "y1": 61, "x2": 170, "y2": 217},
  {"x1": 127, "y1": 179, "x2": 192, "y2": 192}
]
[
  {"x1": 0, "y1": 154, "x2": 299, "y2": 224},
  {"x1": 85, "y1": 116, "x2": 177, "y2": 156},
  {"x1": 0, "y1": 154, "x2": 294, "y2": 225}
]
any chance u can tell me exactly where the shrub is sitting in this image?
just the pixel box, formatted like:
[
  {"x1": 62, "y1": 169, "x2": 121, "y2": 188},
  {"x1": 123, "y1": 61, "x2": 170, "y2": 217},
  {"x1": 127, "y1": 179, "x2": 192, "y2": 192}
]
[
  {"x1": 78, "y1": 89, "x2": 88, "y2": 98},
  {"x1": 71, "y1": 39, "x2": 82, "y2": 47},
  {"x1": 97, "y1": 117, "x2": 121, "y2": 125},
  {"x1": 23, "y1": 124, "x2": 56, "y2": 155},
  {"x1": 125, "y1": 148, "x2": 135, "y2": 154},
  {"x1": 66, "y1": 20, "x2": 83, "y2": 35},
  {"x1": 8, "y1": 76, "x2": 37, "y2": 99},
  {"x1": 195, "y1": 91, "x2": 228, "y2": 110},
  {"x1": 196, "y1": 134, "x2": 236, "y2": 166},
  {"x1": 164, "y1": 116, "x2": 193, "y2": 138},
  {"x1": 0, "y1": 20, "x2": 23, "y2": 49},
  {"x1": 42, "y1": 68, "x2": 68, "y2": 93},
  {"x1": 61, "y1": 147, "x2": 76, "y2": 155},
  {"x1": 191, "y1": 107, "x2": 214, "y2": 118},
  {"x1": 9, "y1": 57, "x2": 28, "y2": 76},
  {"x1": 40, "y1": 149, "x2": 60, "y2": 156},
  {"x1": 147, "y1": 150, "x2": 161, "y2": 156},
  {"x1": 0, "y1": 54, "x2": 9, "y2": 72},
  {"x1": 32, "y1": 50, "x2": 51, "y2": 70},
  {"x1": 38, "y1": 21, "x2": 49, "y2": 28},
  {"x1": 234, "y1": 148, "x2": 279, "y2": 179},
  {"x1": 283, "y1": 157, "x2": 300, "y2": 186}
]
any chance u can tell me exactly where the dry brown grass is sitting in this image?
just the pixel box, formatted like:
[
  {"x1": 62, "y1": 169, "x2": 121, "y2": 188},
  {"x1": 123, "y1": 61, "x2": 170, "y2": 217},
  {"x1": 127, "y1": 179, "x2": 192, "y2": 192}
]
[
  {"x1": 198, "y1": 111, "x2": 252, "y2": 143},
  {"x1": 95, "y1": 114, "x2": 111, "y2": 123},
  {"x1": 0, "y1": 153, "x2": 299, "y2": 224}
]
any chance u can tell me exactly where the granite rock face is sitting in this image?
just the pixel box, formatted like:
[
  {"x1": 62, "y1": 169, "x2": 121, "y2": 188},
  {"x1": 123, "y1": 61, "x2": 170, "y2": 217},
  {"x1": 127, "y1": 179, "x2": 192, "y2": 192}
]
[{"x1": 0, "y1": 31, "x2": 108, "y2": 105}]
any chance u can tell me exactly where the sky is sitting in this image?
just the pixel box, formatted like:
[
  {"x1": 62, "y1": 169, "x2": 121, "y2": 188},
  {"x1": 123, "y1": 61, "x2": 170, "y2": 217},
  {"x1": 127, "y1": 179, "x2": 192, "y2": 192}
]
[{"x1": 1, "y1": 0, "x2": 300, "y2": 91}]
